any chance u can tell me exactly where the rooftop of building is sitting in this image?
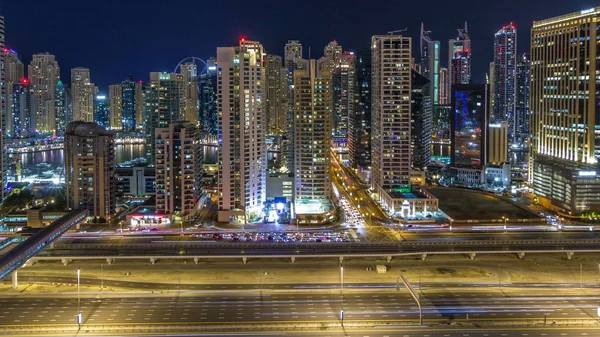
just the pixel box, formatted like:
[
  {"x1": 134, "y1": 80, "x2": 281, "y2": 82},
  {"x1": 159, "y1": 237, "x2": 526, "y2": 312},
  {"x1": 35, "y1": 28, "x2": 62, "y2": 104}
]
[
  {"x1": 65, "y1": 121, "x2": 114, "y2": 137},
  {"x1": 533, "y1": 7, "x2": 599, "y2": 27}
]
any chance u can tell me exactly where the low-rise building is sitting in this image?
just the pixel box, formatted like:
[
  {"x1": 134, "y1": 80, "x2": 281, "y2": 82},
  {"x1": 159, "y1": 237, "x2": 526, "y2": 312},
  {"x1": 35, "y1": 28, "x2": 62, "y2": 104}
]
[{"x1": 379, "y1": 188, "x2": 439, "y2": 218}]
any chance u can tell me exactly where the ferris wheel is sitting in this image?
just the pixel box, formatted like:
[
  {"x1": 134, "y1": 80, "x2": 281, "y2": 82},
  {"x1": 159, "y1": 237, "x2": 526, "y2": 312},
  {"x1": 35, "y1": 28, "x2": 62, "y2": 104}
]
[{"x1": 174, "y1": 57, "x2": 211, "y2": 77}]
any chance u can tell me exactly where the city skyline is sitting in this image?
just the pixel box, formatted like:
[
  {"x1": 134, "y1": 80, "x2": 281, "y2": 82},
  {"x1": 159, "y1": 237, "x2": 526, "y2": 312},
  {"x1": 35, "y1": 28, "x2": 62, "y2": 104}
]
[{"x1": 2, "y1": 1, "x2": 594, "y2": 89}]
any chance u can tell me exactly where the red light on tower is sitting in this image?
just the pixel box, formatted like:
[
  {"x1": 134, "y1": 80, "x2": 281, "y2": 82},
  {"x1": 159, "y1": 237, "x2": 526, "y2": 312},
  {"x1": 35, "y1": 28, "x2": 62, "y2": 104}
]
[
  {"x1": 2, "y1": 48, "x2": 7, "y2": 53},
  {"x1": 240, "y1": 37, "x2": 246, "y2": 43},
  {"x1": 21, "y1": 78, "x2": 29, "y2": 84}
]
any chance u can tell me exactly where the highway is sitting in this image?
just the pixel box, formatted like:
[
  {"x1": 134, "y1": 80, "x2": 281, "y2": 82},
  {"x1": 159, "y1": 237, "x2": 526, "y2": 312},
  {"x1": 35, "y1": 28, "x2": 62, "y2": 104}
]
[
  {"x1": 2, "y1": 329, "x2": 600, "y2": 337},
  {"x1": 1, "y1": 289, "x2": 599, "y2": 326}
]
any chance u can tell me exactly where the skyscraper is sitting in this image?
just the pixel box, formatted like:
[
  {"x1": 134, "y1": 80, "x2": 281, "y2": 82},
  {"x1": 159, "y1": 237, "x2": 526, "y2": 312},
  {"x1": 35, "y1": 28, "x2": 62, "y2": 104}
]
[
  {"x1": 71, "y1": 67, "x2": 96, "y2": 122},
  {"x1": 121, "y1": 76, "x2": 137, "y2": 131},
  {"x1": 448, "y1": 22, "x2": 471, "y2": 85},
  {"x1": 143, "y1": 72, "x2": 186, "y2": 162},
  {"x1": 488, "y1": 62, "x2": 495, "y2": 113},
  {"x1": 93, "y1": 94, "x2": 109, "y2": 128},
  {"x1": 29, "y1": 53, "x2": 60, "y2": 133},
  {"x1": 439, "y1": 67, "x2": 449, "y2": 105},
  {"x1": 493, "y1": 23, "x2": 517, "y2": 139},
  {"x1": 135, "y1": 81, "x2": 143, "y2": 130},
  {"x1": 284, "y1": 40, "x2": 304, "y2": 173},
  {"x1": 371, "y1": 33, "x2": 412, "y2": 202},
  {"x1": 420, "y1": 23, "x2": 440, "y2": 105},
  {"x1": 0, "y1": 15, "x2": 5, "y2": 198},
  {"x1": 155, "y1": 121, "x2": 202, "y2": 216},
  {"x1": 515, "y1": 53, "x2": 530, "y2": 139},
  {"x1": 54, "y1": 80, "x2": 69, "y2": 135},
  {"x1": 199, "y1": 58, "x2": 218, "y2": 137},
  {"x1": 350, "y1": 47, "x2": 371, "y2": 169},
  {"x1": 324, "y1": 40, "x2": 342, "y2": 71},
  {"x1": 4, "y1": 49, "x2": 26, "y2": 137},
  {"x1": 411, "y1": 69, "x2": 432, "y2": 169},
  {"x1": 109, "y1": 84, "x2": 122, "y2": 130},
  {"x1": 529, "y1": 7, "x2": 600, "y2": 214},
  {"x1": 8, "y1": 79, "x2": 33, "y2": 138},
  {"x1": 263, "y1": 54, "x2": 286, "y2": 135},
  {"x1": 449, "y1": 83, "x2": 489, "y2": 186},
  {"x1": 293, "y1": 58, "x2": 332, "y2": 219},
  {"x1": 332, "y1": 52, "x2": 356, "y2": 139},
  {"x1": 178, "y1": 63, "x2": 199, "y2": 123},
  {"x1": 65, "y1": 121, "x2": 116, "y2": 220},
  {"x1": 217, "y1": 40, "x2": 266, "y2": 222},
  {"x1": 450, "y1": 84, "x2": 489, "y2": 169}
]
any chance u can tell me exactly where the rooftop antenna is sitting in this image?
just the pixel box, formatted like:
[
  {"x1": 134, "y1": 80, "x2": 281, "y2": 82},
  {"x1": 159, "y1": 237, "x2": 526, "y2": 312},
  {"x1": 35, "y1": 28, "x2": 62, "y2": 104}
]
[
  {"x1": 308, "y1": 46, "x2": 311, "y2": 60},
  {"x1": 388, "y1": 28, "x2": 408, "y2": 35}
]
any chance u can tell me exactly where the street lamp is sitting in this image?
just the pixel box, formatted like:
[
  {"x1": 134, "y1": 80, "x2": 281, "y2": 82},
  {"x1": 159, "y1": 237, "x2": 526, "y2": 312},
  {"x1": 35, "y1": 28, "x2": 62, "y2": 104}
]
[
  {"x1": 502, "y1": 216, "x2": 508, "y2": 230},
  {"x1": 77, "y1": 268, "x2": 81, "y2": 327}
]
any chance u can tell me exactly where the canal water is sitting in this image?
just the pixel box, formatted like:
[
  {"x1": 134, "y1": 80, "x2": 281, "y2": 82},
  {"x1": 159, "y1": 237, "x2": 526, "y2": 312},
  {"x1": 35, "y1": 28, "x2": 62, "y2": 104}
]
[{"x1": 16, "y1": 144, "x2": 218, "y2": 171}]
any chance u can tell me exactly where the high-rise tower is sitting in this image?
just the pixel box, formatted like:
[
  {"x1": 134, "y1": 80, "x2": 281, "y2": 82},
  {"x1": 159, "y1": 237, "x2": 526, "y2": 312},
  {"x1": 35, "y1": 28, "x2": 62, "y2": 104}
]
[
  {"x1": 71, "y1": 67, "x2": 96, "y2": 122},
  {"x1": 493, "y1": 23, "x2": 517, "y2": 139},
  {"x1": 109, "y1": 84, "x2": 122, "y2": 130},
  {"x1": 420, "y1": 23, "x2": 440, "y2": 105},
  {"x1": 263, "y1": 54, "x2": 286, "y2": 135},
  {"x1": 448, "y1": 22, "x2": 471, "y2": 85},
  {"x1": 217, "y1": 40, "x2": 266, "y2": 222},
  {"x1": 293, "y1": 58, "x2": 332, "y2": 217},
  {"x1": 155, "y1": 121, "x2": 202, "y2": 216},
  {"x1": 29, "y1": 53, "x2": 60, "y2": 132},
  {"x1": 371, "y1": 33, "x2": 412, "y2": 202},
  {"x1": 65, "y1": 121, "x2": 116, "y2": 220},
  {"x1": 121, "y1": 76, "x2": 137, "y2": 131},
  {"x1": 515, "y1": 53, "x2": 530, "y2": 139},
  {"x1": 142, "y1": 72, "x2": 186, "y2": 162},
  {"x1": 529, "y1": 7, "x2": 600, "y2": 213}
]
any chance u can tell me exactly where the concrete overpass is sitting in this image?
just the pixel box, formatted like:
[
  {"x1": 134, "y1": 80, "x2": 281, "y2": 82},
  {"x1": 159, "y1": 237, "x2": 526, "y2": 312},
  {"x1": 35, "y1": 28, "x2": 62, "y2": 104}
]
[
  {"x1": 35, "y1": 239, "x2": 600, "y2": 265},
  {"x1": 0, "y1": 208, "x2": 89, "y2": 287}
]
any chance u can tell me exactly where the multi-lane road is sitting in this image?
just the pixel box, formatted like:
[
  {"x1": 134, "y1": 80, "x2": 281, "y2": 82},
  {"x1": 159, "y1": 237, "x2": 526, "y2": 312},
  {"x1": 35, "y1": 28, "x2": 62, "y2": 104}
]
[{"x1": 1, "y1": 289, "x2": 599, "y2": 334}]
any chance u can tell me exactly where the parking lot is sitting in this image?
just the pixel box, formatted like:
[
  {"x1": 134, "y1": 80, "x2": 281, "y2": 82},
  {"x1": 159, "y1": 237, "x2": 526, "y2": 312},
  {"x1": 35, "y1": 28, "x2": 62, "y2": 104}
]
[
  {"x1": 191, "y1": 231, "x2": 353, "y2": 243},
  {"x1": 428, "y1": 187, "x2": 540, "y2": 221}
]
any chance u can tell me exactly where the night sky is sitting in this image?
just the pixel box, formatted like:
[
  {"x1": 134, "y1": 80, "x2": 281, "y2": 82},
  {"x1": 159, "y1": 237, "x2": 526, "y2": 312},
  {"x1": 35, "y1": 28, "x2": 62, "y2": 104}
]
[{"x1": 3, "y1": 0, "x2": 596, "y2": 91}]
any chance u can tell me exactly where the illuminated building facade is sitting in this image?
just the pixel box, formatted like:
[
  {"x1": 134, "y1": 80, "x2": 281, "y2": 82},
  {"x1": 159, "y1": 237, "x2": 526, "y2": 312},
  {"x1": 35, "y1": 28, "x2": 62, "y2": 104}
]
[
  {"x1": 515, "y1": 53, "x2": 530, "y2": 139},
  {"x1": 439, "y1": 67, "x2": 449, "y2": 105},
  {"x1": 332, "y1": 52, "x2": 356, "y2": 139},
  {"x1": 71, "y1": 67, "x2": 96, "y2": 123},
  {"x1": 352, "y1": 47, "x2": 371, "y2": 169},
  {"x1": 420, "y1": 23, "x2": 440, "y2": 105},
  {"x1": 93, "y1": 94, "x2": 109, "y2": 128},
  {"x1": 65, "y1": 121, "x2": 116, "y2": 220},
  {"x1": 448, "y1": 84, "x2": 489, "y2": 186},
  {"x1": 530, "y1": 7, "x2": 600, "y2": 214},
  {"x1": 54, "y1": 80, "x2": 70, "y2": 135},
  {"x1": 28, "y1": 53, "x2": 60, "y2": 133},
  {"x1": 293, "y1": 58, "x2": 333, "y2": 222},
  {"x1": 284, "y1": 40, "x2": 304, "y2": 173},
  {"x1": 448, "y1": 22, "x2": 471, "y2": 85},
  {"x1": 411, "y1": 69, "x2": 432, "y2": 169},
  {"x1": 121, "y1": 75, "x2": 137, "y2": 131},
  {"x1": 142, "y1": 72, "x2": 186, "y2": 162},
  {"x1": 155, "y1": 121, "x2": 202, "y2": 216},
  {"x1": 109, "y1": 84, "x2": 122, "y2": 130},
  {"x1": 493, "y1": 23, "x2": 517, "y2": 140},
  {"x1": 371, "y1": 34, "x2": 412, "y2": 204},
  {"x1": 264, "y1": 54, "x2": 286, "y2": 135},
  {"x1": 199, "y1": 58, "x2": 218, "y2": 137},
  {"x1": 217, "y1": 40, "x2": 266, "y2": 222},
  {"x1": 9, "y1": 79, "x2": 34, "y2": 138}
]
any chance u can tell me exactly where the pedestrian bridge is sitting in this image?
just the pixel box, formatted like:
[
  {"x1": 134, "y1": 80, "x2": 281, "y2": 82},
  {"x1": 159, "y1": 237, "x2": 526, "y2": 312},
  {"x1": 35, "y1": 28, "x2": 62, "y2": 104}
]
[{"x1": 0, "y1": 208, "x2": 89, "y2": 284}]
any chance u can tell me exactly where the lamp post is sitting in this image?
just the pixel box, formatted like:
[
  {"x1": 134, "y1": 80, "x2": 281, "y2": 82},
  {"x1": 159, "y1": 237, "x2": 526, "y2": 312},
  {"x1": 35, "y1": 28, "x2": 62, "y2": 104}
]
[
  {"x1": 77, "y1": 268, "x2": 81, "y2": 327},
  {"x1": 502, "y1": 216, "x2": 508, "y2": 230}
]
